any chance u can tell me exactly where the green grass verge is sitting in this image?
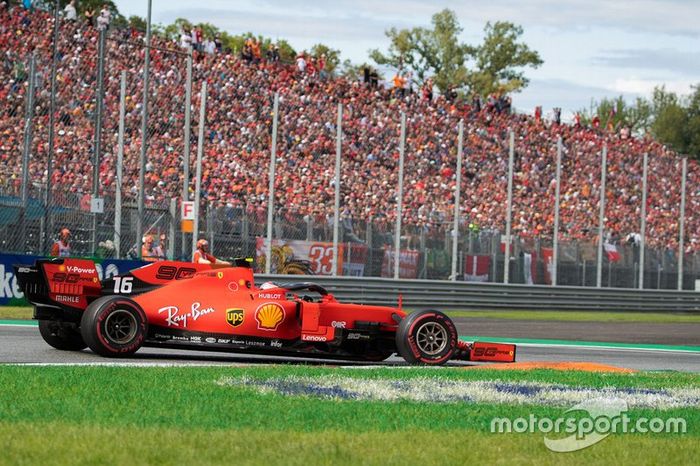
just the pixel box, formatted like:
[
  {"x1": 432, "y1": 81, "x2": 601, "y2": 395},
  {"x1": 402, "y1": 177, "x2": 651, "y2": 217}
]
[
  {"x1": 0, "y1": 366, "x2": 697, "y2": 465},
  {"x1": 2, "y1": 422, "x2": 697, "y2": 466},
  {"x1": 447, "y1": 310, "x2": 700, "y2": 324},
  {"x1": 0, "y1": 366, "x2": 697, "y2": 431},
  {"x1": 0, "y1": 306, "x2": 32, "y2": 320}
]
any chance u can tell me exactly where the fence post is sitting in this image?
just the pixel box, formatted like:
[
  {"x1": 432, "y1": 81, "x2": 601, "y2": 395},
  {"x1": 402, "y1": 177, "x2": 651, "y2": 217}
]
[
  {"x1": 114, "y1": 70, "x2": 126, "y2": 258},
  {"x1": 393, "y1": 112, "x2": 406, "y2": 279},
  {"x1": 181, "y1": 47, "x2": 193, "y2": 260},
  {"x1": 451, "y1": 120, "x2": 464, "y2": 281},
  {"x1": 191, "y1": 81, "x2": 207, "y2": 254},
  {"x1": 332, "y1": 103, "x2": 342, "y2": 276},
  {"x1": 265, "y1": 92, "x2": 280, "y2": 274},
  {"x1": 678, "y1": 157, "x2": 687, "y2": 290},
  {"x1": 504, "y1": 130, "x2": 515, "y2": 283},
  {"x1": 43, "y1": 1, "x2": 60, "y2": 254},
  {"x1": 552, "y1": 137, "x2": 563, "y2": 286},
  {"x1": 21, "y1": 53, "x2": 36, "y2": 210},
  {"x1": 137, "y1": 0, "x2": 153, "y2": 259},
  {"x1": 168, "y1": 198, "x2": 176, "y2": 260},
  {"x1": 596, "y1": 145, "x2": 607, "y2": 288},
  {"x1": 91, "y1": 26, "x2": 106, "y2": 256},
  {"x1": 19, "y1": 53, "x2": 36, "y2": 253},
  {"x1": 639, "y1": 152, "x2": 649, "y2": 289}
]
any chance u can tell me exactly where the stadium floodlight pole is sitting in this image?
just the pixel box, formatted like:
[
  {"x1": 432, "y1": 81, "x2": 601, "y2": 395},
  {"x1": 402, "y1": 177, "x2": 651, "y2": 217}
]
[
  {"x1": 596, "y1": 145, "x2": 608, "y2": 288},
  {"x1": 639, "y1": 152, "x2": 649, "y2": 289},
  {"x1": 191, "y1": 82, "x2": 208, "y2": 255},
  {"x1": 114, "y1": 71, "x2": 126, "y2": 259},
  {"x1": 552, "y1": 137, "x2": 563, "y2": 286},
  {"x1": 44, "y1": 0, "x2": 60, "y2": 255},
  {"x1": 678, "y1": 157, "x2": 687, "y2": 290},
  {"x1": 181, "y1": 47, "x2": 193, "y2": 259},
  {"x1": 137, "y1": 0, "x2": 153, "y2": 259},
  {"x1": 332, "y1": 103, "x2": 343, "y2": 277},
  {"x1": 393, "y1": 112, "x2": 407, "y2": 280},
  {"x1": 451, "y1": 120, "x2": 464, "y2": 282},
  {"x1": 265, "y1": 92, "x2": 280, "y2": 274},
  {"x1": 92, "y1": 26, "x2": 107, "y2": 256},
  {"x1": 503, "y1": 130, "x2": 515, "y2": 284}
]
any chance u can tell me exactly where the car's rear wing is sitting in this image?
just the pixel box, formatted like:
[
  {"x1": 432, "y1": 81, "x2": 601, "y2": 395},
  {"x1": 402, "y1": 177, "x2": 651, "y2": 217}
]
[{"x1": 14, "y1": 258, "x2": 102, "y2": 311}]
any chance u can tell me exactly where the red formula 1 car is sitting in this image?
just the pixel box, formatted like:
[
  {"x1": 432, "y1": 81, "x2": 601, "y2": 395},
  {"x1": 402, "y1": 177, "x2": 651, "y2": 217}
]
[{"x1": 14, "y1": 258, "x2": 516, "y2": 365}]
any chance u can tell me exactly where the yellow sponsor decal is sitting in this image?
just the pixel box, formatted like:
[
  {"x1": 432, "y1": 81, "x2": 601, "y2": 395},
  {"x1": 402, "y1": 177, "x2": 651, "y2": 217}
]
[
  {"x1": 217, "y1": 271, "x2": 224, "y2": 279},
  {"x1": 226, "y1": 308, "x2": 244, "y2": 328},
  {"x1": 255, "y1": 303, "x2": 285, "y2": 331}
]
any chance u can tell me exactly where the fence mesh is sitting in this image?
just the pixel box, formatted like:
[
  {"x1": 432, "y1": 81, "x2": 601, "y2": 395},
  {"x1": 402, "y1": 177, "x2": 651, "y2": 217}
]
[{"x1": 1, "y1": 5, "x2": 699, "y2": 288}]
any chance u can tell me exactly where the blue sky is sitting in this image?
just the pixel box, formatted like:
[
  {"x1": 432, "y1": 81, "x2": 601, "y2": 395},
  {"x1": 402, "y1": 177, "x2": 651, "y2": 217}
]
[{"x1": 113, "y1": 0, "x2": 699, "y2": 118}]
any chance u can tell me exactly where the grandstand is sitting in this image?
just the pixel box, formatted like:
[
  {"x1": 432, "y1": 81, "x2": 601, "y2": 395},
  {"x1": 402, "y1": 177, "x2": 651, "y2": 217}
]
[{"x1": 0, "y1": 4, "x2": 697, "y2": 286}]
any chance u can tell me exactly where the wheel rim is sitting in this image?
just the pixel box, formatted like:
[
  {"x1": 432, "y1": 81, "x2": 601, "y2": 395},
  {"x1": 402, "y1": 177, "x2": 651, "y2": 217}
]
[
  {"x1": 415, "y1": 321, "x2": 448, "y2": 355},
  {"x1": 104, "y1": 309, "x2": 138, "y2": 345}
]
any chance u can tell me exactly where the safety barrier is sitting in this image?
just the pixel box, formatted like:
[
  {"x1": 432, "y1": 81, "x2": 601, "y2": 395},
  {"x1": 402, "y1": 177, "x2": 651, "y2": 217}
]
[
  {"x1": 2, "y1": 253, "x2": 697, "y2": 312},
  {"x1": 261, "y1": 275, "x2": 700, "y2": 312}
]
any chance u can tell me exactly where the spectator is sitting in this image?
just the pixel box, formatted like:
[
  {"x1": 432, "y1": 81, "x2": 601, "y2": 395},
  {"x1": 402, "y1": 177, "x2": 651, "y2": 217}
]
[
  {"x1": 152, "y1": 233, "x2": 167, "y2": 259},
  {"x1": 296, "y1": 52, "x2": 306, "y2": 73},
  {"x1": 63, "y1": 1, "x2": 76, "y2": 21},
  {"x1": 50, "y1": 228, "x2": 71, "y2": 257},
  {"x1": 192, "y1": 239, "x2": 230, "y2": 265},
  {"x1": 96, "y1": 5, "x2": 110, "y2": 31},
  {"x1": 141, "y1": 235, "x2": 158, "y2": 262}
]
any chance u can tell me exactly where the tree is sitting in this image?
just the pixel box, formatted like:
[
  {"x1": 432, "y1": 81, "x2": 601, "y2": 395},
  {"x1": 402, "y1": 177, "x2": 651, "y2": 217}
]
[
  {"x1": 577, "y1": 95, "x2": 652, "y2": 134},
  {"x1": 369, "y1": 9, "x2": 474, "y2": 93},
  {"x1": 467, "y1": 21, "x2": 543, "y2": 96},
  {"x1": 339, "y1": 60, "x2": 384, "y2": 83},
  {"x1": 310, "y1": 43, "x2": 341, "y2": 74},
  {"x1": 686, "y1": 85, "x2": 700, "y2": 156},
  {"x1": 370, "y1": 10, "x2": 541, "y2": 96},
  {"x1": 127, "y1": 15, "x2": 146, "y2": 33}
]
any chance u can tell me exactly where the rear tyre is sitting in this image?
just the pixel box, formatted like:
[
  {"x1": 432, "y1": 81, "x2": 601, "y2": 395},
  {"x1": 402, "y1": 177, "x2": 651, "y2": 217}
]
[
  {"x1": 38, "y1": 320, "x2": 87, "y2": 351},
  {"x1": 80, "y1": 296, "x2": 147, "y2": 357},
  {"x1": 395, "y1": 310, "x2": 458, "y2": 365}
]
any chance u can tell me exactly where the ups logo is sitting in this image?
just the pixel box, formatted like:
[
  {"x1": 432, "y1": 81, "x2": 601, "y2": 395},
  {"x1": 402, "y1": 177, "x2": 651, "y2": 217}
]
[{"x1": 226, "y1": 308, "x2": 244, "y2": 328}]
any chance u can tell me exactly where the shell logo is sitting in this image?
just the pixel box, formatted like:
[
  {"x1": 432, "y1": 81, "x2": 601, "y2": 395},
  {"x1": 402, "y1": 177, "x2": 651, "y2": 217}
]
[
  {"x1": 59, "y1": 265, "x2": 66, "y2": 272},
  {"x1": 255, "y1": 303, "x2": 285, "y2": 331}
]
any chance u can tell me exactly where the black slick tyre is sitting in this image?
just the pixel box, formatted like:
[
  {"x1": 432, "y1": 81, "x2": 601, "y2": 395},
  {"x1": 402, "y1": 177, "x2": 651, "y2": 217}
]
[
  {"x1": 38, "y1": 320, "x2": 87, "y2": 351},
  {"x1": 395, "y1": 310, "x2": 458, "y2": 365},
  {"x1": 80, "y1": 296, "x2": 147, "y2": 357}
]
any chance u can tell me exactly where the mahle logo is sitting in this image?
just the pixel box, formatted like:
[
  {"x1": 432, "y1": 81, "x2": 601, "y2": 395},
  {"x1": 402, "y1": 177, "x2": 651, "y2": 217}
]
[{"x1": 226, "y1": 308, "x2": 244, "y2": 328}]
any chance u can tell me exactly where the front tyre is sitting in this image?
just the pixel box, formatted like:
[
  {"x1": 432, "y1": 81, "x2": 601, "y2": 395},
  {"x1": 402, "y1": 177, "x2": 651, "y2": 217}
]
[
  {"x1": 80, "y1": 296, "x2": 147, "y2": 357},
  {"x1": 38, "y1": 320, "x2": 87, "y2": 351},
  {"x1": 396, "y1": 310, "x2": 458, "y2": 365}
]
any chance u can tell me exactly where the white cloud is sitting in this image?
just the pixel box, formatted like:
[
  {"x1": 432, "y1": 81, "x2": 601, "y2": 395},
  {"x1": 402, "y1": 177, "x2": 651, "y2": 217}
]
[{"x1": 611, "y1": 78, "x2": 695, "y2": 95}]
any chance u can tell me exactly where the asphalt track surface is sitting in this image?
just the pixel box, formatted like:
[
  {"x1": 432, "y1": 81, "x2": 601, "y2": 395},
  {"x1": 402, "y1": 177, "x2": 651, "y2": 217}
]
[{"x1": 2, "y1": 325, "x2": 699, "y2": 372}]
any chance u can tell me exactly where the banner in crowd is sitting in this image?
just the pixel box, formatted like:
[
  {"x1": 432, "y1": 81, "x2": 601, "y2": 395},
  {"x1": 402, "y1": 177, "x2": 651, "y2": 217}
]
[
  {"x1": 255, "y1": 238, "x2": 367, "y2": 276},
  {"x1": 541, "y1": 247, "x2": 554, "y2": 284},
  {"x1": 0, "y1": 254, "x2": 147, "y2": 306},
  {"x1": 464, "y1": 255, "x2": 490, "y2": 282},
  {"x1": 381, "y1": 248, "x2": 420, "y2": 279}
]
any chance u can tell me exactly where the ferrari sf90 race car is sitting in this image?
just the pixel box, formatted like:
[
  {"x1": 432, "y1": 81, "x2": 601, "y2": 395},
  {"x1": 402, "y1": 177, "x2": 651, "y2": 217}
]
[{"x1": 14, "y1": 258, "x2": 516, "y2": 365}]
